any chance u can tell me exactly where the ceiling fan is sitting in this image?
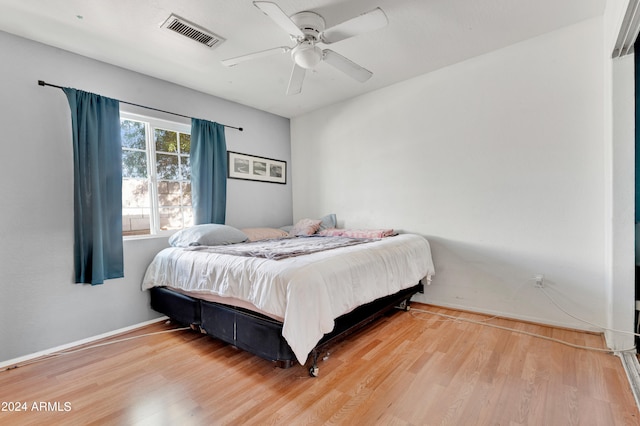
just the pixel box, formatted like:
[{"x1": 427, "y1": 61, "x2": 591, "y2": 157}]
[{"x1": 221, "y1": 1, "x2": 388, "y2": 95}]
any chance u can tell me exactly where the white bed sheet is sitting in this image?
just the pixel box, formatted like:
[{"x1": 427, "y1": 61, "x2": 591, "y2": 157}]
[{"x1": 142, "y1": 233, "x2": 435, "y2": 364}]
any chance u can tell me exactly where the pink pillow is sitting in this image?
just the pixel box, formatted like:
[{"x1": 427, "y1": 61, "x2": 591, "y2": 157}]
[{"x1": 289, "y1": 218, "x2": 322, "y2": 236}]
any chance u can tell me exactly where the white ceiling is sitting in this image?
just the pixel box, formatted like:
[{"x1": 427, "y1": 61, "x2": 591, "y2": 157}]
[{"x1": 0, "y1": 0, "x2": 605, "y2": 118}]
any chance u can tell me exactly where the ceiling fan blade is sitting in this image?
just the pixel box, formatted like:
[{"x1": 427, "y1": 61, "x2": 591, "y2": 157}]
[
  {"x1": 253, "y1": 1, "x2": 304, "y2": 38},
  {"x1": 286, "y1": 64, "x2": 306, "y2": 95},
  {"x1": 322, "y1": 49, "x2": 372, "y2": 82},
  {"x1": 221, "y1": 46, "x2": 290, "y2": 67},
  {"x1": 321, "y1": 8, "x2": 388, "y2": 44}
]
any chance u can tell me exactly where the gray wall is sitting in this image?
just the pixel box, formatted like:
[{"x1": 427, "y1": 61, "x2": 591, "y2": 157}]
[{"x1": 0, "y1": 31, "x2": 292, "y2": 363}]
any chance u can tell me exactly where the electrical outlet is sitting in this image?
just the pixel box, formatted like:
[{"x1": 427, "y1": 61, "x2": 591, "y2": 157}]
[{"x1": 533, "y1": 274, "x2": 544, "y2": 288}]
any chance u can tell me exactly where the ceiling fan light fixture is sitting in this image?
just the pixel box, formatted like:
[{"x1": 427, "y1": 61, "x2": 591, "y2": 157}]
[{"x1": 291, "y1": 42, "x2": 322, "y2": 69}]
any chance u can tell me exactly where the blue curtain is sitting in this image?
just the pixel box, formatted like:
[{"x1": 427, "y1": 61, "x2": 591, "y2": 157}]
[
  {"x1": 64, "y1": 88, "x2": 123, "y2": 285},
  {"x1": 191, "y1": 119, "x2": 227, "y2": 224}
]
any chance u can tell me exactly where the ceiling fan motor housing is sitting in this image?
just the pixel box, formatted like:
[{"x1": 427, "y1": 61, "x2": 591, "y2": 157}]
[{"x1": 290, "y1": 11, "x2": 325, "y2": 40}]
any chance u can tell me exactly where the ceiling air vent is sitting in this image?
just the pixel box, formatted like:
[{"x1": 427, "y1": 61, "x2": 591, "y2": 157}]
[{"x1": 161, "y1": 14, "x2": 225, "y2": 48}]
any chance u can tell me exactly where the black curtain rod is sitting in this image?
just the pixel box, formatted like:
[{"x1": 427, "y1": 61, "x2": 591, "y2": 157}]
[{"x1": 38, "y1": 80, "x2": 243, "y2": 132}]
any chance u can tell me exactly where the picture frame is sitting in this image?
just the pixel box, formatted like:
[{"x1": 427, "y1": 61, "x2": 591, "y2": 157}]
[{"x1": 227, "y1": 151, "x2": 287, "y2": 184}]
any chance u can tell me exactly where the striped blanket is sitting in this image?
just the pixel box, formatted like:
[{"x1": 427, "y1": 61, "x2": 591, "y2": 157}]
[{"x1": 186, "y1": 235, "x2": 378, "y2": 260}]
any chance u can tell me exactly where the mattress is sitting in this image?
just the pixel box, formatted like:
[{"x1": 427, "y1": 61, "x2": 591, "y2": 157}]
[{"x1": 142, "y1": 233, "x2": 435, "y2": 363}]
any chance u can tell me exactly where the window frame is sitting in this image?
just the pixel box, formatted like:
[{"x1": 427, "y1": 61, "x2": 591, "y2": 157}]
[{"x1": 120, "y1": 111, "x2": 192, "y2": 239}]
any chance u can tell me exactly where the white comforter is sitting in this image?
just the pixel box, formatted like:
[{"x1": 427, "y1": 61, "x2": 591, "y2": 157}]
[{"x1": 142, "y1": 233, "x2": 435, "y2": 364}]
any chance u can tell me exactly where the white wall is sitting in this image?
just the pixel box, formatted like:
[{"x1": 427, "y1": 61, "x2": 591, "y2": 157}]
[
  {"x1": 291, "y1": 18, "x2": 610, "y2": 331},
  {"x1": 0, "y1": 31, "x2": 291, "y2": 363}
]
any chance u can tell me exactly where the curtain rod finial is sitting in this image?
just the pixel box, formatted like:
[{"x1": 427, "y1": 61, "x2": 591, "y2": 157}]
[{"x1": 38, "y1": 80, "x2": 45, "y2": 86}]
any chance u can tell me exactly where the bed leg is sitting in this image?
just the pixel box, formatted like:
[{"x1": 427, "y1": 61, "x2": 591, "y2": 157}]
[
  {"x1": 309, "y1": 365, "x2": 319, "y2": 377},
  {"x1": 308, "y1": 349, "x2": 331, "y2": 377},
  {"x1": 190, "y1": 324, "x2": 206, "y2": 334},
  {"x1": 396, "y1": 299, "x2": 410, "y2": 311},
  {"x1": 309, "y1": 350, "x2": 320, "y2": 377}
]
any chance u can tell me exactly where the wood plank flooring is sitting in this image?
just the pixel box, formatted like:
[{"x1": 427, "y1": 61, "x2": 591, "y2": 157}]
[{"x1": 0, "y1": 304, "x2": 638, "y2": 425}]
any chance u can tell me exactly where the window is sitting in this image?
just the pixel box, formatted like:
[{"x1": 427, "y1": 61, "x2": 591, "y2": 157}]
[{"x1": 120, "y1": 113, "x2": 192, "y2": 236}]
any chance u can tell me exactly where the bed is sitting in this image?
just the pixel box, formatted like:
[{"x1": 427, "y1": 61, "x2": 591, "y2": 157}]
[{"x1": 142, "y1": 224, "x2": 435, "y2": 376}]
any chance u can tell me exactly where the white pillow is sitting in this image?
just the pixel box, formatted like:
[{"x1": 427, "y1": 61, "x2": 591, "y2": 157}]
[
  {"x1": 169, "y1": 224, "x2": 248, "y2": 247},
  {"x1": 318, "y1": 214, "x2": 337, "y2": 231}
]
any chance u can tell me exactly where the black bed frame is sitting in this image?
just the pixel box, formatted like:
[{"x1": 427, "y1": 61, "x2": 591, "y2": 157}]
[{"x1": 149, "y1": 283, "x2": 423, "y2": 376}]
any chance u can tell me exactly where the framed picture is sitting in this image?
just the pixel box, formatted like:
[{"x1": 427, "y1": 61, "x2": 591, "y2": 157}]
[{"x1": 227, "y1": 151, "x2": 287, "y2": 184}]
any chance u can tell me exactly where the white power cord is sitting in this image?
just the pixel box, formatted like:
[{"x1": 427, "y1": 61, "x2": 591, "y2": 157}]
[
  {"x1": 2, "y1": 325, "x2": 190, "y2": 372},
  {"x1": 410, "y1": 307, "x2": 636, "y2": 354},
  {"x1": 540, "y1": 287, "x2": 640, "y2": 339}
]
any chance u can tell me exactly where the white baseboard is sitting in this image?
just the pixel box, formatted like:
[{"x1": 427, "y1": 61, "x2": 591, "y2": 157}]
[{"x1": 0, "y1": 316, "x2": 168, "y2": 370}]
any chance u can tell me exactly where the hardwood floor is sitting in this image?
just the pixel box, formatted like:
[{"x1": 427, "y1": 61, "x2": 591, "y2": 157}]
[{"x1": 0, "y1": 304, "x2": 638, "y2": 425}]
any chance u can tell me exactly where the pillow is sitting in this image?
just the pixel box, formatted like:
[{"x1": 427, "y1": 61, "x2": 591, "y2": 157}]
[
  {"x1": 169, "y1": 224, "x2": 248, "y2": 247},
  {"x1": 279, "y1": 225, "x2": 294, "y2": 233},
  {"x1": 318, "y1": 214, "x2": 337, "y2": 231},
  {"x1": 289, "y1": 218, "x2": 322, "y2": 236},
  {"x1": 281, "y1": 214, "x2": 336, "y2": 235},
  {"x1": 241, "y1": 227, "x2": 289, "y2": 241}
]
